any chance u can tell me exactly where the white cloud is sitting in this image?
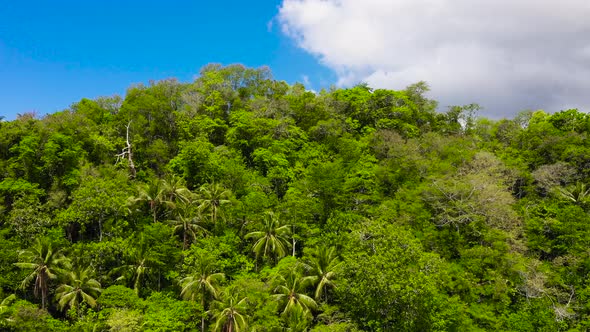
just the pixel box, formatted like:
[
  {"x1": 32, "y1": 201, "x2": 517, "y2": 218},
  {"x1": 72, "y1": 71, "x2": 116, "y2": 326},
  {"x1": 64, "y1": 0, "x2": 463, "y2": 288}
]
[{"x1": 278, "y1": 0, "x2": 590, "y2": 117}]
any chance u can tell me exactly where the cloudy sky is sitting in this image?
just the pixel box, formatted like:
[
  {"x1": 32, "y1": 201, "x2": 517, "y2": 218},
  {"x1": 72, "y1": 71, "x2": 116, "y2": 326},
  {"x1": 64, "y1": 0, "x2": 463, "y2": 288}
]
[
  {"x1": 1, "y1": 1, "x2": 588, "y2": 120},
  {"x1": 278, "y1": 0, "x2": 590, "y2": 117}
]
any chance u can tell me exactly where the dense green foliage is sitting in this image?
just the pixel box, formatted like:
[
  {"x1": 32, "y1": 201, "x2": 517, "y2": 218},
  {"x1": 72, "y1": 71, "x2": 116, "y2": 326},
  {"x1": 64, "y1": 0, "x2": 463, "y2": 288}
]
[{"x1": 1, "y1": 64, "x2": 590, "y2": 331}]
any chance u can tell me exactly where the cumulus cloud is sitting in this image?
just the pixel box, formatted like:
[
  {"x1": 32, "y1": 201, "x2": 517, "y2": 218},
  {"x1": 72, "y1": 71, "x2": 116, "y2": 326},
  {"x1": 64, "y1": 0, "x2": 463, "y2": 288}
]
[{"x1": 278, "y1": 0, "x2": 590, "y2": 117}]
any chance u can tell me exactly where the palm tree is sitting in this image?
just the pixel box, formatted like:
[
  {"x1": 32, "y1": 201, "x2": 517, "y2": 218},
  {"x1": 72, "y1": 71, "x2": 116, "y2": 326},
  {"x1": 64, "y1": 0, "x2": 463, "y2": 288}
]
[
  {"x1": 167, "y1": 201, "x2": 208, "y2": 250},
  {"x1": 245, "y1": 212, "x2": 291, "y2": 263},
  {"x1": 162, "y1": 175, "x2": 193, "y2": 204},
  {"x1": 302, "y1": 245, "x2": 342, "y2": 302},
  {"x1": 197, "y1": 183, "x2": 231, "y2": 224},
  {"x1": 208, "y1": 287, "x2": 249, "y2": 332},
  {"x1": 281, "y1": 305, "x2": 310, "y2": 332},
  {"x1": 55, "y1": 266, "x2": 102, "y2": 315},
  {"x1": 558, "y1": 181, "x2": 590, "y2": 205},
  {"x1": 14, "y1": 239, "x2": 69, "y2": 309},
  {"x1": 115, "y1": 236, "x2": 160, "y2": 296},
  {"x1": 272, "y1": 267, "x2": 317, "y2": 322},
  {"x1": 180, "y1": 253, "x2": 225, "y2": 332},
  {"x1": 128, "y1": 179, "x2": 174, "y2": 223}
]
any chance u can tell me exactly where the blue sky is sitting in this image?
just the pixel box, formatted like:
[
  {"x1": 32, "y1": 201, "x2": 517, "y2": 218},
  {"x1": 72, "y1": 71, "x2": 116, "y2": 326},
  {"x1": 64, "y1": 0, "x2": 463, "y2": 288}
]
[
  {"x1": 0, "y1": 1, "x2": 335, "y2": 120},
  {"x1": 2, "y1": 1, "x2": 588, "y2": 120}
]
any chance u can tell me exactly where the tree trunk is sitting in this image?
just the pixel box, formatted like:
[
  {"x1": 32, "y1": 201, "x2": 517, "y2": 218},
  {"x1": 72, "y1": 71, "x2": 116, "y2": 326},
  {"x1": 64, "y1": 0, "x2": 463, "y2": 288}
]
[
  {"x1": 125, "y1": 122, "x2": 136, "y2": 178},
  {"x1": 66, "y1": 224, "x2": 74, "y2": 242},
  {"x1": 201, "y1": 296, "x2": 206, "y2": 332},
  {"x1": 115, "y1": 121, "x2": 136, "y2": 178},
  {"x1": 41, "y1": 289, "x2": 46, "y2": 310},
  {"x1": 76, "y1": 300, "x2": 80, "y2": 318},
  {"x1": 40, "y1": 274, "x2": 47, "y2": 310}
]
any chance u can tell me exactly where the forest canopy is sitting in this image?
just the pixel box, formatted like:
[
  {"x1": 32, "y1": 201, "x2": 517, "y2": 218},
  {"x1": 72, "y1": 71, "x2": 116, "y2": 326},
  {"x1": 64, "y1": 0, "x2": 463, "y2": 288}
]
[{"x1": 1, "y1": 64, "x2": 590, "y2": 331}]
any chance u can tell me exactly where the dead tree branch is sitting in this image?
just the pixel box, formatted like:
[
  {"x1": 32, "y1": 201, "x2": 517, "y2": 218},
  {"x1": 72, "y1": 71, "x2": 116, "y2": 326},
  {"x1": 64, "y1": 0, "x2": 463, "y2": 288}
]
[{"x1": 115, "y1": 121, "x2": 137, "y2": 178}]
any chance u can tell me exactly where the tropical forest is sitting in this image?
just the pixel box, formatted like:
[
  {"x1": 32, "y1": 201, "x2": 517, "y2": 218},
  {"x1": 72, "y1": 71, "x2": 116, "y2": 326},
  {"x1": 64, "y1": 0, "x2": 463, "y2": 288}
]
[{"x1": 2, "y1": 64, "x2": 590, "y2": 331}]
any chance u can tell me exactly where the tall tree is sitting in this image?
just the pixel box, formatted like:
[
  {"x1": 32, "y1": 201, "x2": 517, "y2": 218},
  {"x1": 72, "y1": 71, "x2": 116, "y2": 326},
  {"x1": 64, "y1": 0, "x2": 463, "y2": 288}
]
[
  {"x1": 338, "y1": 222, "x2": 450, "y2": 330},
  {"x1": 162, "y1": 175, "x2": 193, "y2": 204},
  {"x1": 167, "y1": 201, "x2": 208, "y2": 250},
  {"x1": 245, "y1": 212, "x2": 291, "y2": 263},
  {"x1": 208, "y1": 287, "x2": 249, "y2": 332},
  {"x1": 197, "y1": 182, "x2": 231, "y2": 225},
  {"x1": 128, "y1": 179, "x2": 174, "y2": 223},
  {"x1": 14, "y1": 239, "x2": 69, "y2": 309},
  {"x1": 180, "y1": 252, "x2": 225, "y2": 332},
  {"x1": 55, "y1": 266, "x2": 102, "y2": 315},
  {"x1": 302, "y1": 245, "x2": 342, "y2": 302},
  {"x1": 272, "y1": 265, "x2": 317, "y2": 325},
  {"x1": 58, "y1": 166, "x2": 131, "y2": 242},
  {"x1": 115, "y1": 234, "x2": 164, "y2": 296}
]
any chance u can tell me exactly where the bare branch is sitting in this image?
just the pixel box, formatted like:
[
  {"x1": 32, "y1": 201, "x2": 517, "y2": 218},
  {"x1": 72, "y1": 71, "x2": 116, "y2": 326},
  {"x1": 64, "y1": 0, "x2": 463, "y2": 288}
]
[{"x1": 115, "y1": 122, "x2": 137, "y2": 178}]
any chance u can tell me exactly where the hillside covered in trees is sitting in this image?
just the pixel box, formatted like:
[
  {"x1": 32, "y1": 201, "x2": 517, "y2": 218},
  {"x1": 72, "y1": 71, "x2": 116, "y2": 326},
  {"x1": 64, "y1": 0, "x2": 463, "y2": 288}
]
[{"x1": 2, "y1": 64, "x2": 590, "y2": 331}]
